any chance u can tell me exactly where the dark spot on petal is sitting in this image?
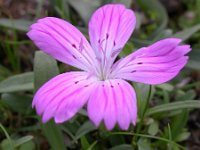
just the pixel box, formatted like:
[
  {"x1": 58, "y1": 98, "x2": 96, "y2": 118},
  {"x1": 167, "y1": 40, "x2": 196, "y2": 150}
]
[
  {"x1": 117, "y1": 83, "x2": 120, "y2": 85},
  {"x1": 113, "y1": 41, "x2": 116, "y2": 46},
  {"x1": 111, "y1": 85, "x2": 114, "y2": 88},
  {"x1": 72, "y1": 55, "x2": 77, "y2": 59},
  {"x1": 84, "y1": 85, "x2": 89, "y2": 87},
  {"x1": 137, "y1": 62, "x2": 143, "y2": 65},
  {"x1": 98, "y1": 39, "x2": 101, "y2": 43},
  {"x1": 106, "y1": 33, "x2": 109, "y2": 39},
  {"x1": 102, "y1": 84, "x2": 105, "y2": 87},
  {"x1": 131, "y1": 70, "x2": 136, "y2": 73},
  {"x1": 74, "y1": 81, "x2": 79, "y2": 84},
  {"x1": 72, "y1": 44, "x2": 76, "y2": 48}
]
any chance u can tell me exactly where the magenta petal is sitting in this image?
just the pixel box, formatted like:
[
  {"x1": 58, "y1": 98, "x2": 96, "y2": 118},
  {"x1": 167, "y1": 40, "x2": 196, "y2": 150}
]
[
  {"x1": 32, "y1": 71, "x2": 97, "y2": 123},
  {"x1": 87, "y1": 82, "x2": 106, "y2": 127},
  {"x1": 89, "y1": 4, "x2": 136, "y2": 58},
  {"x1": 27, "y1": 17, "x2": 96, "y2": 71},
  {"x1": 112, "y1": 38, "x2": 191, "y2": 84},
  {"x1": 87, "y1": 79, "x2": 137, "y2": 130}
]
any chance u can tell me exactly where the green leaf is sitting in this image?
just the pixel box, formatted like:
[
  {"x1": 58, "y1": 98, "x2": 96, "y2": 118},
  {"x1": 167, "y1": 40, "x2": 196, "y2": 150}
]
[
  {"x1": 0, "y1": 19, "x2": 33, "y2": 32},
  {"x1": 1, "y1": 93, "x2": 32, "y2": 115},
  {"x1": 175, "y1": 90, "x2": 196, "y2": 101},
  {"x1": 0, "y1": 124, "x2": 14, "y2": 150},
  {"x1": 67, "y1": 0, "x2": 100, "y2": 24},
  {"x1": 87, "y1": 140, "x2": 98, "y2": 150},
  {"x1": 133, "y1": 84, "x2": 154, "y2": 142},
  {"x1": 34, "y1": 51, "x2": 65, "y2": 150},
  {"x1": 112, "y1": 0, "x2": 132, "y2": 7},
  {"x1": 78, "y1": 109, "x2": 87, "y2": 116},
  {"x1": 147, "y1": 121, "x2": 159, "y2": 136},
  {"x1": 41, "y1": 122, "x2": 65, "y2": 150},
  {"x1": 14, "y1": 136, "x2": 33, "y2": 147},
  {"x1": 156, "y1": 83, "x2": 174, "y2": 92},
  {"x1": 109, "y1": 144, "x2": 133, "y2": 150},
  {"x1": 81, "y1": 136, "x2": 90, "y2": 150},
  {"x1": 170, "y1": 109, "x2": 189, "y2": 141},
  {"x1": 187, "y1": 48, "x2": 200, "y2": 70},
  {"x1": 137, "y1": 138, "x2": 152, "y2": 150},
  {"x1": 0, "y1": 139, "x2": 14, "y2": 150},
  {"x1": 168, "y1": 91, "x2": 194, "y2": 141},
  {"x1": 173, "y1": 24, "x2": 200, "y2": 41},
  {"x1": 146, "y1": 100, "x2": 200, "y2": 116},
  {"x1": 0, "y1": 136, "x2": 35, "y2": 150},
  {"x1": 0, "y1": 72, "x2": 33, "y2": 93},
  {"x1": 175, "y1": 132, "x2": 190, "y2": 142},
  {"x1": 75, "y1": 121, "x2": 96, "y2": 140},
  {"x1": 34, "y1": 51, "x2": 59, "y2": 90},
  {"x1": 134, "y1": 83, "x2": 153, "y2": 118},
  {"x1": 18, "y1": 140, "x2": 35, "y2": 150}
]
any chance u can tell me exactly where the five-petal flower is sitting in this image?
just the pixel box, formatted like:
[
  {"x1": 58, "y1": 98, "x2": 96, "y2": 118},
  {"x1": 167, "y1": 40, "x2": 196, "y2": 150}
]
[{"x1": 27, "y1": 4, "x2": 191, "y2": 130}]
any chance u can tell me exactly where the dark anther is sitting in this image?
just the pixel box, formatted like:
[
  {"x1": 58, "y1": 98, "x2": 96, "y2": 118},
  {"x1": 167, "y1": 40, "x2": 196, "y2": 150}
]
[
  {"x1": 98, "y1": 39, "x2": 101, "y2": 43},
  {"x1": 131, "y1": 70, "x2": 136, "y2": 73},
  {"x1": 111, "y1": 85, "x2": 114, "y2": 88},
  {"x1": 102, "y1": 84, "x2": 105, "y2": 87},
  {"x1": 72, "y1": 44, "x2": 76, "y2": 48},
  {"x1": 72, "y1": 55, "x2": 77, "y2": 59},
  {"x1": 106, "y1": 33, "x2": 109, "y2": 39},
  {"x1": 137, "y1": 62, "x2": 143, "y2": 65},
  {"x1": 74, "y1": 81, "x2": 79, "y2": 84},
  {"x1": 117, "y1": 83, "x2": 120, "y2": 85},
  {"x1": 84, "y1": 85, "x2": 89, "y2": 87}
]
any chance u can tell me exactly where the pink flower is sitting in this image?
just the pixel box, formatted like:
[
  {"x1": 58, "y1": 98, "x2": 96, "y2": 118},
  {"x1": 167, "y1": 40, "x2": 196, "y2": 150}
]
[{"x1": 27, "y1": 4, "x2": 191, "y2": 130}]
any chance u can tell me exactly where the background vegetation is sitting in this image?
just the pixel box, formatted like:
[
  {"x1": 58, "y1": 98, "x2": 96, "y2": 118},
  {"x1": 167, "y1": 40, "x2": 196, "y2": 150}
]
[{"x1": 0, "y1": 0, "x2": 200, "y2": 149}]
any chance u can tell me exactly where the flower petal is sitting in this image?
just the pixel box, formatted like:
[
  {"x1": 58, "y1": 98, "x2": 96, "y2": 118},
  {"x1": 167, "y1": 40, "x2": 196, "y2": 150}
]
[
  {"x1": 89, "y1": 4, "x2": 136, "y2": 59},
  {"x1": 112, "y1": 38, "x2": 191, "y2": 84},
  {"x1": 87, "y1": 79, "x2": 137, "y2": 130},
  {"x1": 32, "y1": 71, "x2": 97, "y2": 123},
  {"x1": 27, "y1": 17, "x2": 96, "y2": 71}
]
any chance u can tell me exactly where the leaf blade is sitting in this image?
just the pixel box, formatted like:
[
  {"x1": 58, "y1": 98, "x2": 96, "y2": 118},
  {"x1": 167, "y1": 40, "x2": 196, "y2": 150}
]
[
  {"x1": 0, "y1": 72, "x2": 34, "y2": 93},
  {"x1": 146, "y1": 100, "x2": 200, "y2": 116}
]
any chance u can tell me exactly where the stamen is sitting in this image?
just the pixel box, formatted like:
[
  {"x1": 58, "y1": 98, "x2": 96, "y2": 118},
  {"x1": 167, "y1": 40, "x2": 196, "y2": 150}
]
[{"x1": 98, "y1": 38, "x2": 106, "y2": 60}]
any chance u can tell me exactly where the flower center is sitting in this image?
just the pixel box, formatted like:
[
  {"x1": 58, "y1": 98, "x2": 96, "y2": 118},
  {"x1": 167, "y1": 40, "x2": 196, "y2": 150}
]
[
  {"x1": 95, "y1": 52, "x2": 118, "y2": 81},
  {"x1": 98, "y1": 65, "x2": 111, "y2": 81}
]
